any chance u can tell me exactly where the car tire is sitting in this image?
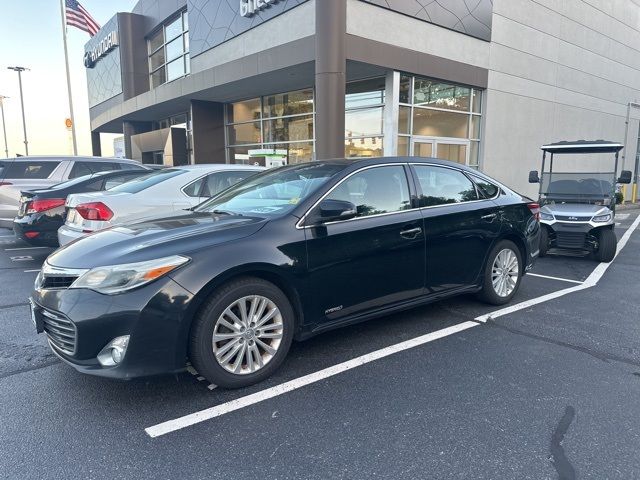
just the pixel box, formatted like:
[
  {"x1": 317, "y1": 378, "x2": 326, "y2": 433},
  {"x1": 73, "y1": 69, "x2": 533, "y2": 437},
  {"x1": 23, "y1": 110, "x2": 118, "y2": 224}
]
[
  {"x1": 595, "y1": 228, "x2": 617, "y2": 263},
  {"x1": 539, "y1": 226, "x2": 549, "y2": 257},
  {"x1": 189, "y1": 277, "x2": 295, "y2": 389},
  {"x1": 477, "y1": 240, "x2": 523, "y2": 306}
]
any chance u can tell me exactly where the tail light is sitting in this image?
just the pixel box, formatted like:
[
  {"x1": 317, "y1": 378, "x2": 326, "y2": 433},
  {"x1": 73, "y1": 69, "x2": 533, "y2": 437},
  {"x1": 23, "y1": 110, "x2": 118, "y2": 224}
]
[
  {"x1": 76, "y1": 202, "x2": 114, "y2": 221},
  {"x1": 0, "y1": 181, "x2": 12, "y2": 187},
  {"x1": 26, "y1": 198, "x2": 66, "y2": 214},
  {"x1": 527, "y1": 202, "x2": 540, "y2": 221}
]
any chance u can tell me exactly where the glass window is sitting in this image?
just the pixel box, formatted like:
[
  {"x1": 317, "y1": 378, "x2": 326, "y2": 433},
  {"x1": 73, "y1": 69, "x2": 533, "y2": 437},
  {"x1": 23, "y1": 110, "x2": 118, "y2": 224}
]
[
  {"x1": 326, "y1": 166, "x2": 411, "y2": 218},
  {"x1": 108, "y1": 169, "x2": 185, "y2": 194},
  {"x1": 5, "y1": 161, "x2": 60, "y2": 179},
  {"x1": 183, "y1": 177, "x2": 205, "y2": 197},
  {"x1": 469, "y1": 141, "x2": 480, "y2": 167},
  {"x1": 202, "y1": 171, "x2": 257, "y2": 197},
  {"x1": 227, "y1": 122, "x2": 261, "y2": 145},
  {"x1": 166, "y1": 36, "x2": 184, "y2": 61},
  {"x1": 345, "y1": 77, "x2": 385, "y2": 109},
  {"x1": 472, "y1": 90, "x2": 482, "y2": 113},
  {"x1": 103, "y1": 172, "x2": 146, "y2": 190},
  {"x1": 471, "y1": 174, "x2": 499, "y2": 198},
  {"x1": 398, "y1": 106, "x2": 411, "y2": 135},
  {"x1": 397, "y1": 136, "x2": 410, "y2": 156},
  {"x1": 148, "y1": 11, "x2": 188, "y2": 88},
  {"x1": 196, "y1": 163, "x2": 344, "y2": 217},
  {"x1": 227, "y1": 98, "x2": 261, "y2": 123},
  {"x1": 345, "y1": 137, "x2": 383, "y2": 158},
  {"x1": 264, "y1": 89, "x2": 313, "y2": 118},
  {"x1": 90, "y1": 162, "x2": 119, "y2": 173},
  {"x1": 167, "y1": 58, "x2": 185, "y2": 81},
  {"x1": 266, "y1": 142, "x2": 314, "y2": 164},
  {"x1": 399, "y1": 75, "x2": 412, "y2": 104},
  {"x1": 413, "y1": 80, "x2": 471, "y2": 112},
  {"x1": 470, "y1": 115, "x2": 481, "y2": 139},
  {"x1": 345, "y1": 107, "x2": 383, "y2": 137},
  {"x1": 69, "y1": 162, "x2": 93, "y2": 179},
  {"x1": 413, "y1": 108, "x2": 469, "y2": 138},
  {"x1": 264, "y1": 115, "x2": 313, "y2": 143},
  {"x1": 413, "y1": 165, "x2": 479, "y2": 206},
  {"x1": 165, "y1": 16, "x2": 183, "y2": 41}
]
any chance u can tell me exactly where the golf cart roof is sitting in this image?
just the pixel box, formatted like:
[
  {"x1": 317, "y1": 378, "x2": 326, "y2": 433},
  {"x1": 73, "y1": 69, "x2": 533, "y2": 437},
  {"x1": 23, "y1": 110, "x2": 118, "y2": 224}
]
[{"x1": 541, "y1": 140, "x2": 624, "y2": 154}]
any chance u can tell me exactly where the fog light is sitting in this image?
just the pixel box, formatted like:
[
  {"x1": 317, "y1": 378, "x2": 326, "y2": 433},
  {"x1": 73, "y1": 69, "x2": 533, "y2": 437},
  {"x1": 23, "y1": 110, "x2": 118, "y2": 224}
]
[{"x1": 97, "y1": 335, "x2": 130, "y2": 367}]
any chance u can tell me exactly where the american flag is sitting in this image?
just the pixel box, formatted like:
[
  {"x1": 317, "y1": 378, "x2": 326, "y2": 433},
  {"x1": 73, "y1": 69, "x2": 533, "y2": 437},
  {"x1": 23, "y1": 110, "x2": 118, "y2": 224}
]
[{"x1": 65, "y1": 0, "x2": 101, "y2": 37}]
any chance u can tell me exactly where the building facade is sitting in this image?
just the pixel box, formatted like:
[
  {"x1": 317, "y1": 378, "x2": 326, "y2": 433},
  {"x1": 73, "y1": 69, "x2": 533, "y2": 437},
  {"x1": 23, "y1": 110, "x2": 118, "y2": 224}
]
[{"x1": 86, "y1": 0, "x2": 640, "y2": 197}]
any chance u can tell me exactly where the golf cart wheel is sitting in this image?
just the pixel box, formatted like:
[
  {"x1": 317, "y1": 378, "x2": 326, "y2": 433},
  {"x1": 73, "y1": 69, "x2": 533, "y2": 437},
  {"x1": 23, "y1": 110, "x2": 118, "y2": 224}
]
[
  {"x1": 478, "y1": 240, "x2": 523, "y2": 306},
  {"x1": 189, "y1": 277, "x2": 295, "y2": 389},
  {"x1": 595, "y1": 229, "x2": 616, "y2": 263},
  {"x1": 539, "y1": 227, "x2": 549, "y2": 257}
]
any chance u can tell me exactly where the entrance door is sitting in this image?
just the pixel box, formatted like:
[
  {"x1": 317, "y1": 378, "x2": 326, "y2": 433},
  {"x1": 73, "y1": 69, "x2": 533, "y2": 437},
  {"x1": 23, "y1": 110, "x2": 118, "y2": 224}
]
[{"x1": 412, "y1": 137, "x2": 469, "y2": 165}]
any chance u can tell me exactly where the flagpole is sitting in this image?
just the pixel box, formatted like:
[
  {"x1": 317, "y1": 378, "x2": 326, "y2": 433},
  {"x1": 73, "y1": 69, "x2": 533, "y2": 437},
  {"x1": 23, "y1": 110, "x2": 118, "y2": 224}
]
[{"x1": 59, "y1": 0, "x2": 78, "y2": 156}]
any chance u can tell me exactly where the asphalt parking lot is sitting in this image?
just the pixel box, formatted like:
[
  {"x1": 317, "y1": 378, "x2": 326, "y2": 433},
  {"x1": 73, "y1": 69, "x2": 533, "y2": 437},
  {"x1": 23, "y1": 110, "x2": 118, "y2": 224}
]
[{"x1": 1, "y1": 211, "x2": 640, "y2": 480}]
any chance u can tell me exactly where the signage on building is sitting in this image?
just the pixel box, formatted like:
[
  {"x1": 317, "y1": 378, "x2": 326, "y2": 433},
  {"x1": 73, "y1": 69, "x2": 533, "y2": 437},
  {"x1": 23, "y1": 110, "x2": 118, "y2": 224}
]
[
  {"x1": 84, "y1": 30, "x2": 119, "y2": 69},
  {"x1": 240, "y1": 0, "x2": 281, "y2": 17}
]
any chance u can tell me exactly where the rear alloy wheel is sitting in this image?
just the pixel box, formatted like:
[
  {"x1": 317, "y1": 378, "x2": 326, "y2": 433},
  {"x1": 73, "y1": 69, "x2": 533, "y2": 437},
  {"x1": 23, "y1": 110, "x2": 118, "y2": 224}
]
[
  {"x1": 478, "y1": 240, "x2": 522, "y2": 305},
  {"x1": 190, "y1": 277, "x2": 294, "y2": 388},
  {"x1": 595, "y1": 228, "x2": 617, "y2": 263}
]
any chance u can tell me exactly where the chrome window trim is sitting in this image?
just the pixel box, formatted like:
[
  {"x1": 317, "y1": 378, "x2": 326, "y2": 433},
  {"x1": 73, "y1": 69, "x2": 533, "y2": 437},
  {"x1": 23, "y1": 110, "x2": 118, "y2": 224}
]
[{"x1": 295, "y1": 163, "x2": 416, "y2": 229}]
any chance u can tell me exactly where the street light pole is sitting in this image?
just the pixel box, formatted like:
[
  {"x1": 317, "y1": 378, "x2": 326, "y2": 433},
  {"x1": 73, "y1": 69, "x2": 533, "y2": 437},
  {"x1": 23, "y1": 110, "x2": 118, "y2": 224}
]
[
  {"x1": 7, "y1": 66, "x2": 29, "y2": 156},
  {"x1": 0, "y1": 96, "x2": 8, "y2": 158}
]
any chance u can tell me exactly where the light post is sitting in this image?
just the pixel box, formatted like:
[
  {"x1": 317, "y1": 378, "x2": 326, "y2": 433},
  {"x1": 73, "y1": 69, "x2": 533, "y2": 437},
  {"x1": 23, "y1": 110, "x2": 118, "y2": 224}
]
[
  {"x1": 7, "y1": 66, "x2": 29, "y2": 156},
  {"x1": 0, "y1": 95, "x2": 8, "y2": 158}
]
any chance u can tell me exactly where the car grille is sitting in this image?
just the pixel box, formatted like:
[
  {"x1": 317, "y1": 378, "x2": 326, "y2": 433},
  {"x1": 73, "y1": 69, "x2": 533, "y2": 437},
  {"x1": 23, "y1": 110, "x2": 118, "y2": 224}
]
[
  {"x1": 555, "y1": 232, "x2": 587, "y2": 249},
  {"x1": 42, "y1": 309, "x2": 76, "y2": 355},
  {"x1": 555, "y1": 215, "x2": 592, "y2": 222},
  {"x1": 42, "y1": 275, "x2": 78, "y2": 289}
]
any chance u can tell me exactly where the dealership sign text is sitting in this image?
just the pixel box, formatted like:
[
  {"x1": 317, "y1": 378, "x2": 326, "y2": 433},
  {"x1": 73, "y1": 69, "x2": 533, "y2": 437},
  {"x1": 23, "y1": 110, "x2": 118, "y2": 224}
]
[
  {"x1": 84, "y1": 31, "x2": 119, "y2": 69},
  {"x1": 240, "y1": 0, "x2": 281, "y2": 17}
]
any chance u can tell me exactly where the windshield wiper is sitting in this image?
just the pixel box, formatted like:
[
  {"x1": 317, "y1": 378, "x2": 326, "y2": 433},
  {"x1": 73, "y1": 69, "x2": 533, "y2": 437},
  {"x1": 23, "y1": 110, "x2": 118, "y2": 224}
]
[{"x1": 212, "y1": 209, "x2": 242, "y2": 216}]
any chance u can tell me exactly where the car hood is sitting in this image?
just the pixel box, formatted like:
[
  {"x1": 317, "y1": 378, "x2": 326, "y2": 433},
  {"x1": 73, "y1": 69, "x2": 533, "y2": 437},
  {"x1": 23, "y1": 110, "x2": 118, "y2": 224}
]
[
  {"x1": 541, "y1": 203, "x2": 610, "y2": 217},
  {"x1": 47, "y1": 212, "x2": 268, "y2": 269}
]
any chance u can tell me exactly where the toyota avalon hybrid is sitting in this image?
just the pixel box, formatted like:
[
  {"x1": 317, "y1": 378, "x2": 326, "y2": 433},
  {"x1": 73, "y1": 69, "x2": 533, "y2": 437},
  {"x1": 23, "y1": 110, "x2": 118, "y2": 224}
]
[{"x1": 31, "y1": 157, "x2": 540, "y2": 388}]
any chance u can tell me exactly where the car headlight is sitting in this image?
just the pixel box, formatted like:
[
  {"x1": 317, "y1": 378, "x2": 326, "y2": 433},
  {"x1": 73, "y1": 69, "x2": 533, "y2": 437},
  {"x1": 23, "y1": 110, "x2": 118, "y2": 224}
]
[
  {"x1": 592, "y1": 214, "x2": 612, "y2": 223},
  {"x1": 70, "y1": 255, "x2": 190, "y2": 295},
  {"x1": 540, "y1": 212, "x2": 554, "y2": 221}
]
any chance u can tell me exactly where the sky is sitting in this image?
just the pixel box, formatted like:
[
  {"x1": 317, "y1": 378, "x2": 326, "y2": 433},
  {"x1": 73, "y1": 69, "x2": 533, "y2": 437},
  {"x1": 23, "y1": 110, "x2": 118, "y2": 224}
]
[{"x1": 0, "y1": 0, "x2": 138, "y2": 158}]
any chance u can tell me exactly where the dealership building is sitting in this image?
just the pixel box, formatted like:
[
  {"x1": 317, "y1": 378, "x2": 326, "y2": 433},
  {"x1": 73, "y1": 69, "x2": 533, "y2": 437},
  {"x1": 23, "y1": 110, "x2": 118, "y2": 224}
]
[{"x1": 85, "y1": 0, "x2": 640, "y2": 197}]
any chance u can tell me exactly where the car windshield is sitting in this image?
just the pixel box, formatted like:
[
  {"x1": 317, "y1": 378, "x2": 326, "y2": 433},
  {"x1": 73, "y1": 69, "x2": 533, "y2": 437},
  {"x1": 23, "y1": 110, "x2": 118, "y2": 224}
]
[
  {"x1": 540, "y1": 172, "x2": 614, "y2": 201},
  {"x1": 46, "y1": 172, "x2": 110, "y2": 190},
  {"x1": 195, "y1": 163, "x2": 345, "y2": 217},
  {"x1": 107, "y1": 169, "x2": 185, "y2": 193}
]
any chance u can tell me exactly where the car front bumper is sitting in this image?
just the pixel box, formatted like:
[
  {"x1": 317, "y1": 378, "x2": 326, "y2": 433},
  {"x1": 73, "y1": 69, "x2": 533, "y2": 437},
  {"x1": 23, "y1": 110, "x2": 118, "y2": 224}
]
[{"x1": 30, "y1": 277, "x2": 194, "y2": 379}]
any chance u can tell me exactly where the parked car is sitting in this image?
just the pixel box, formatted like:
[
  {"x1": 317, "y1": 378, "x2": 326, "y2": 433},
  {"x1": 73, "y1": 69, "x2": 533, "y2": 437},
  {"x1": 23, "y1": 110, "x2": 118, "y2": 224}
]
[
  {"x1": 0, "y1": 156, "x2": 145, "y2": 228},
  {"x1": 31, "y1": 157, "x2": 540, "y2": 388},
  {"x1": 13, "y1": 169, "x2": 152, "y2": 247},
  {"x1": 57, "y1": 164, "x2": 264, "y2": 246}
]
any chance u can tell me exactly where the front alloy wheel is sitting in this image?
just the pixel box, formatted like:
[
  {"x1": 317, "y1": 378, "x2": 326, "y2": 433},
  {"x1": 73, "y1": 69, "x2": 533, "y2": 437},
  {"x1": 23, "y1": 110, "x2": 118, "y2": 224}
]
[
  {"x1": 190, "y1": 277, "x2": 294, "y2": 388},
  {"x1": 212, "y1": 295, "x2": 284, "y2": 375}
]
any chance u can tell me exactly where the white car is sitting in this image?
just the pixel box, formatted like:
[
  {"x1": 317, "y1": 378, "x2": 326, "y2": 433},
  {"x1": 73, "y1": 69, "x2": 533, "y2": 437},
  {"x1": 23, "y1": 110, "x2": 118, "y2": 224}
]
[{"x1": 57, "y1": 164, "x2": 263, "y2": 246}]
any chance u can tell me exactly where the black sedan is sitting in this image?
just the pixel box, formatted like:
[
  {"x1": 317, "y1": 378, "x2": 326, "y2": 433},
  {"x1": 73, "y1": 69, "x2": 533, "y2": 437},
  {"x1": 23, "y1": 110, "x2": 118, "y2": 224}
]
[
  {"x1": 13, "y1": 169, "x2": 150, "y2": 246},
  {"x1": 31, "y1": 157, "x2": 540, "y2": 388}
]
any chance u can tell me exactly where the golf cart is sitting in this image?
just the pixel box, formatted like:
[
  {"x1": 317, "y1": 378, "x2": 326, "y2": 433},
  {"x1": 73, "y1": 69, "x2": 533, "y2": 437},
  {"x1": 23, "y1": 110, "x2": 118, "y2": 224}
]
[{"x1": 528, "y1": 140, "x2": 632, "y2": 262}]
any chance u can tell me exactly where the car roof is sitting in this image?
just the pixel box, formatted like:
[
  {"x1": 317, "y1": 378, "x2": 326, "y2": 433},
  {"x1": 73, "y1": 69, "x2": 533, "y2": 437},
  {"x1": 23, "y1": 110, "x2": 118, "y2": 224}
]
[
  {"x1": 1, "y1": 156, "x2": 139, "y2": 163},
  {"x1": 314, "y1": 156, "x2": 482, "y2": 174},
  {"x1": 541, "y1": 140, "x2": 624, "y2": 154},
  {"x1": 173, "y1": 164, "x2": 265, "y2": 171}
]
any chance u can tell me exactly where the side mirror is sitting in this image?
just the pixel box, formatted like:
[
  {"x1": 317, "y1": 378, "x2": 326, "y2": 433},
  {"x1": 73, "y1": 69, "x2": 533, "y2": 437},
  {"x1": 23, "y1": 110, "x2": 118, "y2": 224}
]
[
  {"x1": 310, "y1": 199, "x2": 357, "y2": 225},
  {"x1": 528, "y1": 171, "x2": 540, "y2": 183},
  {"x1": 618, "y1": 170, "x2": 632, "y2": 184}
]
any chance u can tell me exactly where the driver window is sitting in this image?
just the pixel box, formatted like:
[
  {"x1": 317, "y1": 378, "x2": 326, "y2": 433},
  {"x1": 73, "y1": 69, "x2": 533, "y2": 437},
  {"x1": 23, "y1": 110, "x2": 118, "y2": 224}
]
[
  {"x1": 414, "y1": 165, "x2": 479, "y2": 207},
  {"x1": 324, "y1": 166, "x2": 411, "y2": 218}
]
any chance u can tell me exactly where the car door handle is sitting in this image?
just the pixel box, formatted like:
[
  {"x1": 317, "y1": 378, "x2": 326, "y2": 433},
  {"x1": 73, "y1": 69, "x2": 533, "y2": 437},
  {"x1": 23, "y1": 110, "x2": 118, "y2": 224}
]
[
  {"x1": 481, "y1": 213, "x2": 497, "y2": 220},
  {"x1": 400, "y1": 227, "x2": 422, "y2": 238}
]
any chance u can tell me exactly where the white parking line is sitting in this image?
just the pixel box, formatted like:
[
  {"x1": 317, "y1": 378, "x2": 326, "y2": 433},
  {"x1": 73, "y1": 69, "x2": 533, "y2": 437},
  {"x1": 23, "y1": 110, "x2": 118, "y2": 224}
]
[
  {"x1": 23, "y1": 269, "x2": 40, "y2": 273},
  {"x1": 476, "y1": 213, "x2": 640, "y2": 323},
  {"x1": 145, "y1": 321, "x2": 479, "y2": 438},
  {"x1": 10, "y1": 256, "x2": 33, "y2": 262},
  {"x1": 526, "y1": 273, "x2": 583, "y2": 284},
  {"x1": 4, "y1": 247, "x2": 50, "y2": 251},
  {"x1": 616, "y1": 213, "x2": 630, "y2": 220}
]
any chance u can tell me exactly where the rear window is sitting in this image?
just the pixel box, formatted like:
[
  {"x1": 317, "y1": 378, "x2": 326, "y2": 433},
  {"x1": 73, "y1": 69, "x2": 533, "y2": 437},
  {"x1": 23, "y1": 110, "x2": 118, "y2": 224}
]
[
  {"x1": 3, "y1": 161, "x2": 60, "y2": 179},
  {"x1": 107, "y1": 169, "x2": 185, "y2": 194}
]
